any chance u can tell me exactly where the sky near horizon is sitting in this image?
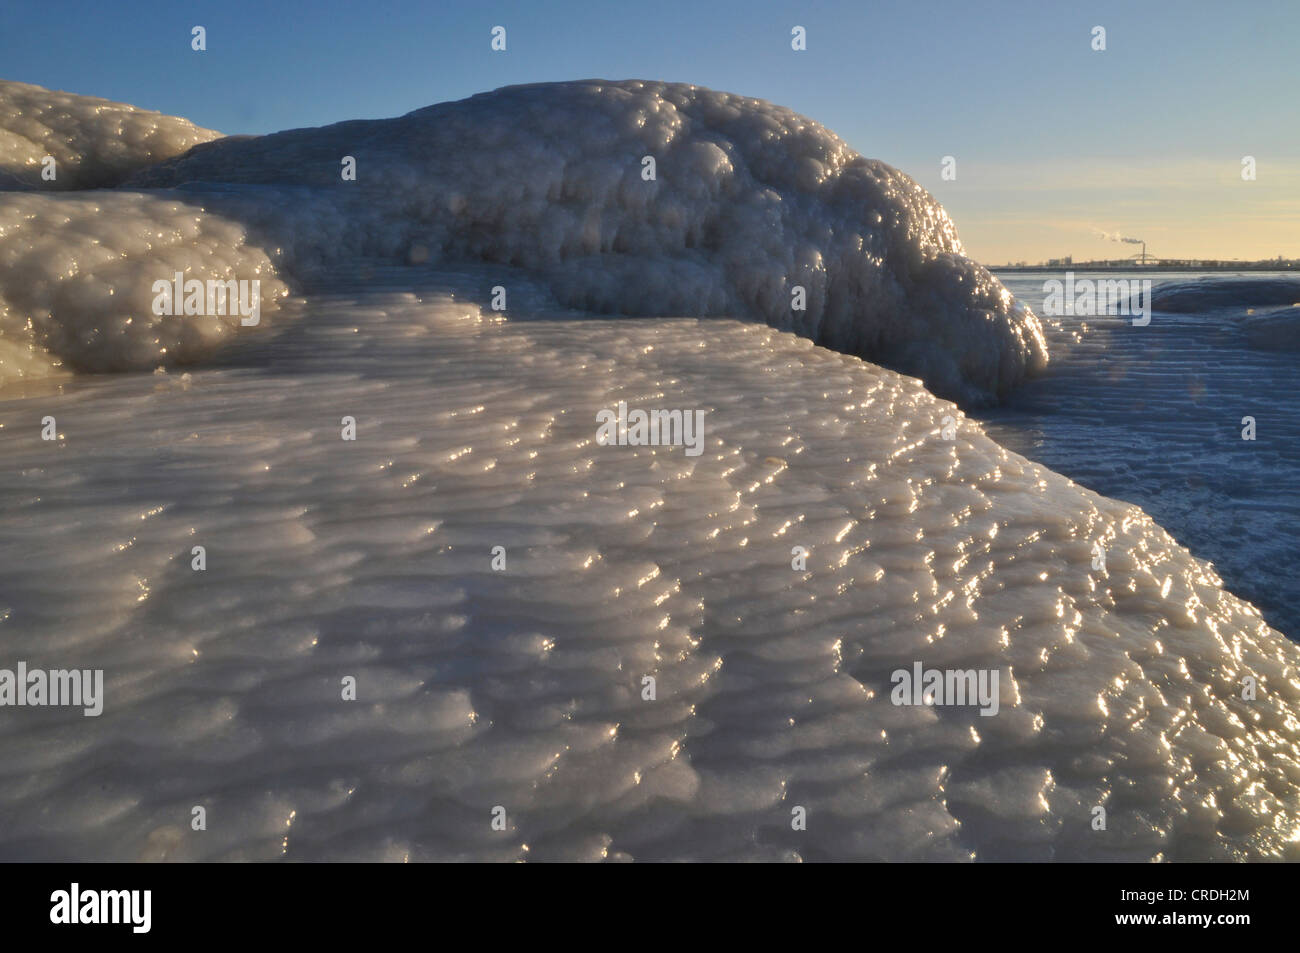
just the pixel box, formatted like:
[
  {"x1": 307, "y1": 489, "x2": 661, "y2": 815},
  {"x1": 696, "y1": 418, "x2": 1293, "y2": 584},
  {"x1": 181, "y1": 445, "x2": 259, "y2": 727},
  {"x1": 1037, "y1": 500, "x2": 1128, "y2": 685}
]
[{"x1": 2, "y1": 0, "x2": 1296, "y2": 263}]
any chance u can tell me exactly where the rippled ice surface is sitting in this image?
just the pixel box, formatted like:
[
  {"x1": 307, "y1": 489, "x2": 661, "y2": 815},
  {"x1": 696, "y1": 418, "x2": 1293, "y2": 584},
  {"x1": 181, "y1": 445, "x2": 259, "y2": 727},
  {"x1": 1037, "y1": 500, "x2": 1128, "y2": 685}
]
[
  {"x1": 2, "y1": 267, "x2": 1298, "y2": 862},
  {"x1": 986, "y1": 272, "x2": 1300, "y2": 640}
]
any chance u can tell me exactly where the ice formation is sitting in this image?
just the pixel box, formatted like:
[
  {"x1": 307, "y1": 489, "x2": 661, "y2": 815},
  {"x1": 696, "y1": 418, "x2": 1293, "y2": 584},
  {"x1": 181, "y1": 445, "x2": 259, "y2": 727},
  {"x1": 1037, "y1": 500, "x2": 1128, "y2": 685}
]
[
  {"x1": 1244, "y1": 306, "x2": 1300, "y2": 350},
  {"x1": 0, "y1": 81, "x2": 284, "y2": 387},
  {"x1": 2, "y1": 79, "x2": 1047, "y2": 402},
  {"x1": 1148, "y1": 275, "x2": 1300, "y2": 313},
  {"x1": 989, "y1": 272, "x2": 1300, "y2": 640},
  {"x1": 0, "y1": 191, "x2": 287, "y2": 385},
  {"x1": 122, "y1": 79, "x2": 1046, "y2": 404},
  {"x1": 0, "y1": 80, "x2": 221, "y2": 190},
  {"x1": 0, "y1": 81, "x2": 1297, "y2": 862},
  {"x1": 1142, "y1": 276, "x2": 1300, "y2": 351},
  {"x1": 2, "y1": 273, "x2": 1298, "y2": 861}
]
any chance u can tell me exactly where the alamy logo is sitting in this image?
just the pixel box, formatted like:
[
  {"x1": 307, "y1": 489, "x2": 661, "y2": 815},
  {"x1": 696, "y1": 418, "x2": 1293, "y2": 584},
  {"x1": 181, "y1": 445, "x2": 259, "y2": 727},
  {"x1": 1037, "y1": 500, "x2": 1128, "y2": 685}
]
[
  {"x1": 152, "y1": 272, "x2": 261, "y2": 326},
  {"x1": 50, "y1": 884, "x2": 150, "y2": 933},
  {"x1": 595, "y1": 401, "x2": 706, "y2": 457},
  {"x1": 0, "y1": 662, "x2": 103, "y2": 716},
  {"x1": 1042, "y1": 272, "x2": 1152, "y2": 326},
  {"x1": 891, "y1": 662, "x2": 1000, "y2": 716}
]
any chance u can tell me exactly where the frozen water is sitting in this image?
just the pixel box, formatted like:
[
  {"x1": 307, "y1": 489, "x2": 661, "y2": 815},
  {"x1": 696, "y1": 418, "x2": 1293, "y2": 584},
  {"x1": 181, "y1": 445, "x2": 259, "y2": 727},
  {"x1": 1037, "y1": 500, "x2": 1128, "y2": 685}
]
[
  {"x1": 2, "y1": 80, "x2": 1048, "y2": 404},
  {"x1": 2, "y1": 267, "x2": 1298, "y2": 861},
  {"x1": 1244, "y1": 305, "x2": 1300, "y2": 350},
  {"x1": 0, "y1": 83, "x2": 1297, "y2": 862},
  {"x1": 0, "y1": 190, "x2": 288, "y2": 386},
  {"x1": 0, "y1": 80, "x2": 221, "y2": 190},
  {"x1": 123, "y1": 79, "x2": 1047, "y2": 404},
  {"x1": 2, "y1": 79, "x2": 1048, "y2": 403},
  {"x1": 985, "y1": 272, "x2": 1300, "y2": 641},
  {"x1": 1147, "y1": 275, "x2": 1300, "y2": 313}
]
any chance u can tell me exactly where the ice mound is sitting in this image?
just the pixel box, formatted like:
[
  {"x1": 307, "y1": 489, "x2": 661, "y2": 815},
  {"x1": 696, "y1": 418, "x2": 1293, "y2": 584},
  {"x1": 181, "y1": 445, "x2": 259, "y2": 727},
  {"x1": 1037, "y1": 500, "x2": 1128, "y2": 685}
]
[
  {"x1": 0, "y1": 80, "x2": 222, "y2": 190},
  {"x1": 0, "y1": 273, "x2": 1296, "y2": 861},
  {"x1": 0, "y1": 191, "x2": 288, "y2": 387},
  {"x1": 1139, "y1": 275, "x2": 1300, "y2": 351},
  {"x1": 125, "y1": 80, "x2": 1047, "y2": 404},
  {"x1": 1149, "y1": 275, "x2": 1300, "y2": 313},
  {"x1": 0, "y1": 81, "x2": 283, "y2": 387},
  {"x1": 1243, "y1": 305, "x2": 1300, "y2": 350}
]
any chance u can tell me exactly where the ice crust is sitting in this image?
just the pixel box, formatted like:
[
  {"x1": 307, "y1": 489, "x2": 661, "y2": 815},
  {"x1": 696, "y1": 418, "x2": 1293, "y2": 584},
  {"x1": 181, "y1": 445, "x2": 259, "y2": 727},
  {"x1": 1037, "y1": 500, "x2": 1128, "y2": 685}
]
[
  {"x1": 0, "y1": 191, "x2": 287, "y2": 385},
  {"x1": 1143, "y1": 277, "x2": 1300, "y2": 351},
  {"x1": 114, "y1": 79, "x2": 1046, "y2": 404},
  {"x1": 0, "y1": 273, "x2": 1296, "y2": 861},
  {"x1": 1148, "y1": 276, "x2": 1300, "y2": 313},
  {"x1": 0, "y1": 80, "x2": 221, "y2": 190},
  {"x1": 0, "y1": 81, "x2": 285, "y2": 386},
  {"x1": 1243, "y1": 306, "x2": 1300, "y2": 350}
]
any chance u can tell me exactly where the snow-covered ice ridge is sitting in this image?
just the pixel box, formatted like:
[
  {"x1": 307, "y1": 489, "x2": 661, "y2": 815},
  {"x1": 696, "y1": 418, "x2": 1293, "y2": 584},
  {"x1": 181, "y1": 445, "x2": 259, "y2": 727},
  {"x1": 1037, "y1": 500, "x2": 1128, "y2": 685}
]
[{"x1": 1, "y1": 79, "x2": 1046, "y2": 404}]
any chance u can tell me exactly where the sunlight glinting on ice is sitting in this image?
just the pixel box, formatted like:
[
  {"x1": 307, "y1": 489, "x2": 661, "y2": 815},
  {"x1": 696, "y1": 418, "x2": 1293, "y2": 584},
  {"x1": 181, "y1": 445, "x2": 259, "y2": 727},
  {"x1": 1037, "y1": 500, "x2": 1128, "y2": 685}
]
[
  {"x1": 3, "y1": 79, "x2": 1047, "y2": 405},
  {"x1": 0, "y1": 79, "x2": 1297, "y2": 861}
]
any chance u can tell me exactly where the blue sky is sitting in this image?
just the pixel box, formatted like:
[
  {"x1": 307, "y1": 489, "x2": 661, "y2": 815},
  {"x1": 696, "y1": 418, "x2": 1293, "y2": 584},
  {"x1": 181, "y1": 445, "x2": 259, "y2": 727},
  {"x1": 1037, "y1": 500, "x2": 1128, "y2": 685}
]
[{"x1": 3, "y1": 0, "x2": 1296, "y2": 261}]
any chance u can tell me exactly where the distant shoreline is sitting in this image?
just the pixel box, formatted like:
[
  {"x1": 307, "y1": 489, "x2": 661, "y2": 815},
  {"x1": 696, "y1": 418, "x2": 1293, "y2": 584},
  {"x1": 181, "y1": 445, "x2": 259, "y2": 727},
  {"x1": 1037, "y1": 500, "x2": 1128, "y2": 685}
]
[{"x1": 989, "y1": 261, "x2": 1298, "y2": 273}]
